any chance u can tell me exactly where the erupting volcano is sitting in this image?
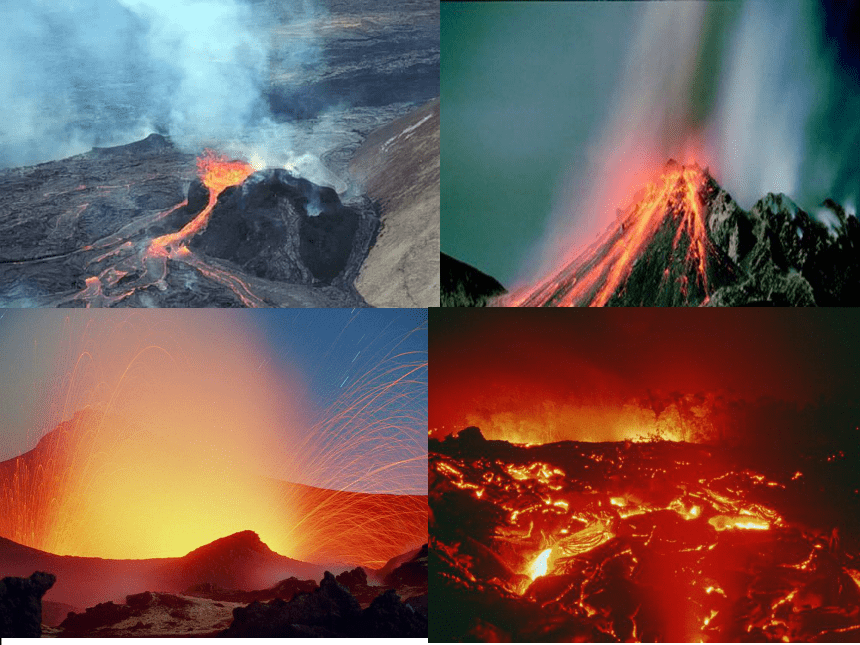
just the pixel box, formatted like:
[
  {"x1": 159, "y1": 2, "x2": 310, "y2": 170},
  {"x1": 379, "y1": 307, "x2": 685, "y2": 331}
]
[
  {"x1": 0, "y1": 309, "x2": 428, "y2": 637},
  {"x1": 492, "y1": 159, "x2": 860, "y2": 307},
  {"x1": 509, "y1": 161, "x2": 719, "y2": 307}
]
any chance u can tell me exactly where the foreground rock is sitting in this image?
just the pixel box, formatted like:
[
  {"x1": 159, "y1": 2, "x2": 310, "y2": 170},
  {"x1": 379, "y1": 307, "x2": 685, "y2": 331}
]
[
  {"x1": 441, "y1": 252, "x2": 507, "y2": 306},
  {"x1": 350, "y1": 98, "x2": 440, "y2": 307},
  {"x1": 222, "y1": 571, "x2": 361, "y2": 637},
  {"x1": 385, "y1": 543, "x2": 428, "y2": 589},
  {"x1": 221, "y1": 571, "x2": 427, "y2": 637},
  {"x1": 335, "y1": 567, "x2": 380, "y2": 604},
  {"x1": 0, "y1": 571, "x2": 55, "y2": 637},
  {"x1": 59, "y1": 592, "x2": 242, "y2": 637}
]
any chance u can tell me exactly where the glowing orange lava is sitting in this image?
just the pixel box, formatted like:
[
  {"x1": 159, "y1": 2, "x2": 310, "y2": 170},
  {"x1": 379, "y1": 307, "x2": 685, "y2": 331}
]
[
  {"x1": 507, "y1": 162, "x2": 712, "y2": 307},
  {"x1": 529, "y1": 548, "x2": 552, "y2": 580},
  {"x1": 149, "y1": 150, "x2": 253, "y2": 257},
  {"x1": 0, "y1": 312, "x2": 427, "y2": 568}
]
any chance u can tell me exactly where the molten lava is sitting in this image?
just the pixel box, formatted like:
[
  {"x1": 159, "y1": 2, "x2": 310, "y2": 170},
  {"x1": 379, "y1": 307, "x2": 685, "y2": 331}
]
[
  {"x1": 149, "y1": 150, "x2": 254, "y2": 257},
  {"x1": 430, "y1": 434, "x2": 860, "y2": 642},
  {"x1": 529, "y1": 548, "x2": 552, "y2": 580},
  {"x1": 508, "y1": 161, "x2": 713, "y2": 307}
]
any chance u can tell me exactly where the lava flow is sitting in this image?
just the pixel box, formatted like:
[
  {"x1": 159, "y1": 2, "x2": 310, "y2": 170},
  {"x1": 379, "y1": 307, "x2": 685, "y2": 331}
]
[
  {"x1": 148, "y1": 150, "x2": 254, "y2": 257},
  {"x1": 507, "y1": 161, "x2": 714, "y2": 307},
  {"x1": 430, "y1": 428, "x2": 860, "y2": 642},
  {"x1": 70, "y1": 149, "x2": 258, "y2": 307}
]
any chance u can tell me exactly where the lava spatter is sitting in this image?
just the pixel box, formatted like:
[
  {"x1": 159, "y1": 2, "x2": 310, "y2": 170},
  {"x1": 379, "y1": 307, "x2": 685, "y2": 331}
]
[{"x1": 148, "y1": 150, "x2": 254, "y2": 258}]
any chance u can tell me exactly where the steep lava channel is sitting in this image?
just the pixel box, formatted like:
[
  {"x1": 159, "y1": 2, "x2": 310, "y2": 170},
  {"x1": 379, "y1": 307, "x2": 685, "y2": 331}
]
[{"x1": 430, "y1": 431, "x2": 860, "y2": 642}]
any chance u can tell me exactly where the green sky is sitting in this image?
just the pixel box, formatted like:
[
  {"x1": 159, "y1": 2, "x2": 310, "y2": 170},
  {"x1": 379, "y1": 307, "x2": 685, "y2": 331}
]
[
  {"x1": 442, "y1": 1, "x2": 860, "y2": 287},
  {"x1": 442, "y1": 2, "x2": 641, "y2": 285}
]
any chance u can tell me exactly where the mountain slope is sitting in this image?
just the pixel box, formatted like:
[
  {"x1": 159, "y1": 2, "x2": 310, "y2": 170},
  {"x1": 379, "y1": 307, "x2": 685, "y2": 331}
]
[
  {"x1": 441, "y1": 252, "x2": 507, "y2": 307},
  {"x1": 0, "y1": 531, "x2": 325, "y2": 609},
  {"x1": 505, "y1": 161, "x2": 860, "y2": 306},
  {"x1": 350, "y1": 98, "x2": 440, "y2": 307}
]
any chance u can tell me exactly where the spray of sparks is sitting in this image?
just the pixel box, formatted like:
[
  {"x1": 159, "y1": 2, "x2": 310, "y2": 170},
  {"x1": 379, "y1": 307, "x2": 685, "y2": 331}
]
[{"x1": 0, "y1": 312, "x2": 426, "y2": 569}]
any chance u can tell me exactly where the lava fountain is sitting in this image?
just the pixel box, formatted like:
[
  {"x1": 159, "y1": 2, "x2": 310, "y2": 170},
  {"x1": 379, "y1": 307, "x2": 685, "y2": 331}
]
[
  {"x1": 0, "y1": 310, "x2": 427, "y2": 567},
  {"x1": 73, "y1": 150, "x2": 260, "y2": 307}
]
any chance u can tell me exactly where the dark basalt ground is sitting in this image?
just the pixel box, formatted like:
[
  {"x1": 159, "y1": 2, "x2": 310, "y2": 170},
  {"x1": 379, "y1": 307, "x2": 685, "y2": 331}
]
[{"x1": 0, "y1": 135, "x2": 377, "y2": 307}]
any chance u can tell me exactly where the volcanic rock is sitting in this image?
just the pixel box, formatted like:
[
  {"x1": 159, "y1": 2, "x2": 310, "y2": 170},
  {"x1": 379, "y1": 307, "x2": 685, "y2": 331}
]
[
  {"x1": 42, "y1": 600, "x2": 84, "y2": 628},
  {"x1": 0, "y1": 571, "x2": 56, "y2": 637},
  {"x1": 221, "y1": 571, "x2": 362, "y2": 637},
  {"x1": 59, "y1": 592, "x2": 242, "y2": 637},
  {"x1": 441, "y1": 252, "x2": 507, "y2": 306},
  {"x1": 191, "y1": 169, "x2": 377, "y2": 291},
  {"x1": 405, "y1": 591, "x2": 428, "y2": 618},
  {"x1": 184, "y1": 576, "x2": 319, "y2": 605},
  {"x1": 357, "y1": 588, "x2": 428, "y2": 637},
  {"x1": 61, "y1": 600, "x2": 136, "y2": 634},
  {"x1": 91, "y1": 133, "x2": 173, "y2": 157},
  {"x1": 335, "y1": 567, "x2": 381, "y2": 604},
  {"x1": 385, "y1": 543, "x2": 428, "y2": 588}
]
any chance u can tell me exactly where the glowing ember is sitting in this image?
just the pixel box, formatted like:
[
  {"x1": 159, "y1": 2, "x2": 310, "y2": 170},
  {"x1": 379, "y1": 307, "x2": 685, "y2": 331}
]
[
  {"x1": 507, "y1": 161, "x2": 713, "y2": 307},
  {"x1": 529, "y1": 548, "x2": 552, "y2": 580}
]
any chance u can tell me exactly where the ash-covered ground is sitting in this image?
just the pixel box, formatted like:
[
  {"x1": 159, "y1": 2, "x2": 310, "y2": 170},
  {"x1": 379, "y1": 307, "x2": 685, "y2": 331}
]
[{"x1": 430, "y1": 427, "x2": 860, "y2": 642}]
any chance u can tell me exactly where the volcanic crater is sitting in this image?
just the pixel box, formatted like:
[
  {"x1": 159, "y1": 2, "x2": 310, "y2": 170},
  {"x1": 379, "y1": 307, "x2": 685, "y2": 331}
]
[{"x1": 0, "y1": 134, "x2": 378, "y2": 307}]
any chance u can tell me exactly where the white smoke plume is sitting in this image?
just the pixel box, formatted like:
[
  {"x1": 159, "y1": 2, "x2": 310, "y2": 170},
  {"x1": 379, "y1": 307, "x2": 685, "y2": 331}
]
[
  {"x1": 526, "y1": 0, "x2": 855, "y2": 285},
  {"x1": 0, "y1": 0, "x2": 322, "y2": 169}
]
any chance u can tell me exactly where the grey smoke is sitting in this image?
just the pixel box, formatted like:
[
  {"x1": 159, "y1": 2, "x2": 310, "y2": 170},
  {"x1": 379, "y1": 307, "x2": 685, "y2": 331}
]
[{"x1": 0, "y1": 0, "x2": 322, "y2": 169}]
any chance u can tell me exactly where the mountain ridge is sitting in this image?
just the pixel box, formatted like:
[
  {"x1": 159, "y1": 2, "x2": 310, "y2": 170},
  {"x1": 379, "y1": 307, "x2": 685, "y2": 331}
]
[{"x1": 444, "y1": 161, "x2": 860, "y2": 306}]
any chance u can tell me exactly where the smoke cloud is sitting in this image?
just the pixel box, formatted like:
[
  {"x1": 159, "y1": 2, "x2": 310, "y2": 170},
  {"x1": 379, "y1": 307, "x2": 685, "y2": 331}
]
[
  {"x1": 524, "y1": 0, "x2": 860, "y2": 284},
  {"x1": 0, "y1": 0, "x2": 322, "y2": 170}
]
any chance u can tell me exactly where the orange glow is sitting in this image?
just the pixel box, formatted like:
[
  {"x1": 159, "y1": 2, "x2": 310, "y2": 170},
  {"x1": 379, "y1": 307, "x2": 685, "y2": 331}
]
[
  {"x1": 148, "y1": 150, "x2": 253, "y2": 257},
  {"x1": 0, "y1": 312, "x2": 426, "y2": 568},
  {"x1": 505, "y1": 160, "x2": 712, "y2": 307}
]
